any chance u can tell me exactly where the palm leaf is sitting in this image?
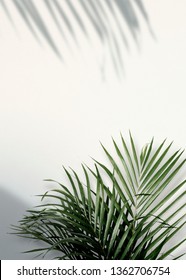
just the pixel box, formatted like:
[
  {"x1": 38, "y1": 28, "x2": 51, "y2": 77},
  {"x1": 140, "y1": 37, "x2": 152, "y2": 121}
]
[{"x1": 13, "y1": 133, "x2": 186, "y2": 259}]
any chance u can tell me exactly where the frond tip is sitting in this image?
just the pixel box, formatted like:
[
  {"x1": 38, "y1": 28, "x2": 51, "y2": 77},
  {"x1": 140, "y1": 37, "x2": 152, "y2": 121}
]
[{"x1": 12, "y1": 133, "x2": 186, "y2": 259}]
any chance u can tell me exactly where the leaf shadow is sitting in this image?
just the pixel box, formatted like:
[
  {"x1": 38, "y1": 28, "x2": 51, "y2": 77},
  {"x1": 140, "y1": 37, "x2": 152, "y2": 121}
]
[{"x1": 0, "y1": 0, "x2": 154, "y2": 78}]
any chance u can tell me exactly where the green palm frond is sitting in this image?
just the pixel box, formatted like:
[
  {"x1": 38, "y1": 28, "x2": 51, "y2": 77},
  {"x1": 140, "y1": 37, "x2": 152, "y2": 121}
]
[{"x1": 12, "y1": 133, "x2": 186, "y2": 259}]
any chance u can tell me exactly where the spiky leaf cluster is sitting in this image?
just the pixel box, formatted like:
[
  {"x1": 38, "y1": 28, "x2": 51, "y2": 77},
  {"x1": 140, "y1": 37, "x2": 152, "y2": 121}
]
[{"x1": 13, "y1": 134, "x2": 186, "y2": 259}]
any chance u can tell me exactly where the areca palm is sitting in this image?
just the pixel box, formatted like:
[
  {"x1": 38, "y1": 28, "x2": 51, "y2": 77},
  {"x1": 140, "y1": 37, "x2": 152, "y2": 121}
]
[{"x1": 13, "y1": 133, "x2": 186, "y2": 259}]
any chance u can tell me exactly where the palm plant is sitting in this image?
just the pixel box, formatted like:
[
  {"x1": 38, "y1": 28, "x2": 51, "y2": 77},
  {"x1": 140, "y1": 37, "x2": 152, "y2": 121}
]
[{"x1": 13, "y1": 133, "x2": 186, "y2": 259}]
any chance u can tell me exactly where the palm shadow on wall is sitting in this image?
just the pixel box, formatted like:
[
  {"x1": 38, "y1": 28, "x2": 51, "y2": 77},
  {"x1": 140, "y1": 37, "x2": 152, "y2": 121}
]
[{"x1": 0, "y1": 0, "x2": 154, "y2": 78}]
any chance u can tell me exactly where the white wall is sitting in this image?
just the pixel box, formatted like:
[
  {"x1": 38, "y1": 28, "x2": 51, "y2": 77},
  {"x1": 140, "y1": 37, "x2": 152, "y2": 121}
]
[{"x1": 0, "y1": 0, "x2": 185, "y2": 259}]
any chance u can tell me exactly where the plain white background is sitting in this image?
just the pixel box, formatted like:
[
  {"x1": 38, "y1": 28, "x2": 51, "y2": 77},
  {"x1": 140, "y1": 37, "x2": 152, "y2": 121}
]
[{"x1": 0, "y1": 0, "x2": 185, "y2": 259}]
